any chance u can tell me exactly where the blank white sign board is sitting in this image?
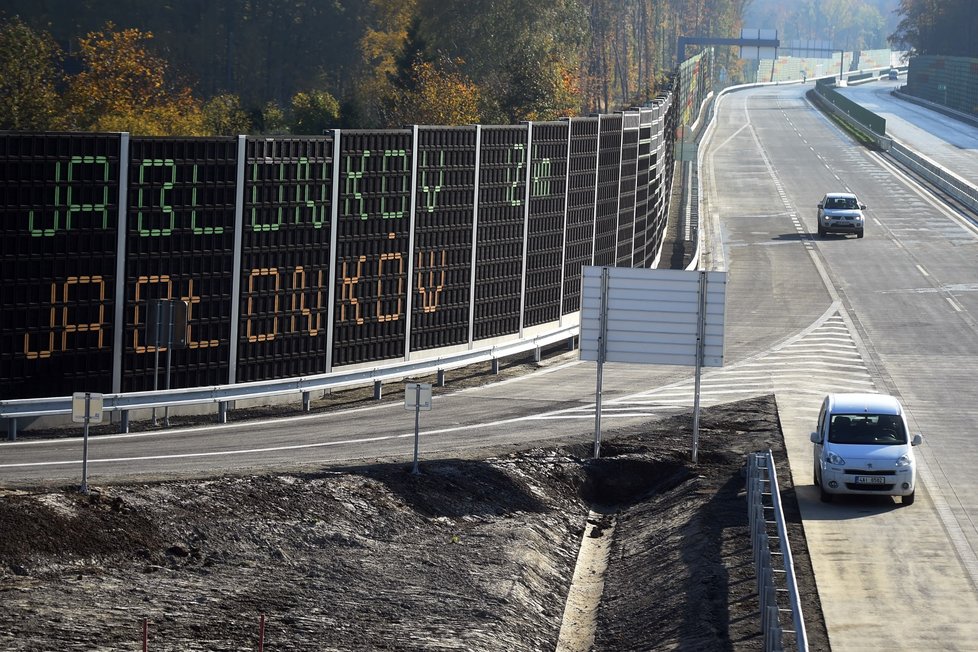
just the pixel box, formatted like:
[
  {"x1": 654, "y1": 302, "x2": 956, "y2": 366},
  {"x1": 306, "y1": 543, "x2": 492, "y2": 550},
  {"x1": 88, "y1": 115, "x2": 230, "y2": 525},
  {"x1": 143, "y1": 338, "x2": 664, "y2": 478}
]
[{"x1": 580, "y1": 267, "x2": 725, "y2": 367}]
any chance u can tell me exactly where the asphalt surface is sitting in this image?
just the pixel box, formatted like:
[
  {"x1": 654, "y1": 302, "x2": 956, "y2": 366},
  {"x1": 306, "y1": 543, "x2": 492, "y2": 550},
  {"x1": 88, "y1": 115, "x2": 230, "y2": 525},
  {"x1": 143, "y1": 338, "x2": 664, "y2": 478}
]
[{"x1": 701, "y1": 81, "x2": 978, "y2": 650}]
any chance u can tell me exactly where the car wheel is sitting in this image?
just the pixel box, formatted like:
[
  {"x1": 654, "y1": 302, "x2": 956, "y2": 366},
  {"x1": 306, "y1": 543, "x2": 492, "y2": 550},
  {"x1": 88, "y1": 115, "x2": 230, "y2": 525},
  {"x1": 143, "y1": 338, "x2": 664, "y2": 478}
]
[
  {"x1": 819, "y1": 479, "x2": 833, "y2": 503},
  {"x1": 902, "y1": 491, "x2": 915, "y2": 506},
  {"x1": 857, "y1": 229, "x2": 864, "y2": 238},
  {"x1": 814, "y1": 461, "x2": 820, "y2": 485},
  {"x1": 817, "y1": 224, "x2": 826, "y2": 237}
]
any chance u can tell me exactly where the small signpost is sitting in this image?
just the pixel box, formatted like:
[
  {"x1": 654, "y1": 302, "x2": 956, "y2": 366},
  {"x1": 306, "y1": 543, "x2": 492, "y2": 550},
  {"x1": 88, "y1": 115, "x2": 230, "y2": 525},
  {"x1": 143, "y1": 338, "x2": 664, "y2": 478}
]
[
  {"x1": 72, "y1": 392, "x2": 104, "y2": 494},
  {"x1": 404, "y1": 383, "x2": 433, "y2": 474},
  {"x1": 146, "y1": 299, "x2": 189, "y2": 426}
]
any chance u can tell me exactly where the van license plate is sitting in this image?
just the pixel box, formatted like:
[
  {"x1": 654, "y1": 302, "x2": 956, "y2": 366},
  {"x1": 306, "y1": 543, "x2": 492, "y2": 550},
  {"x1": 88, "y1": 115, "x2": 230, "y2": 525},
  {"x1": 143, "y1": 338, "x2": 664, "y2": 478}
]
[{"x1": 855, "y1": 476, "x2": 886, "y2": 485}]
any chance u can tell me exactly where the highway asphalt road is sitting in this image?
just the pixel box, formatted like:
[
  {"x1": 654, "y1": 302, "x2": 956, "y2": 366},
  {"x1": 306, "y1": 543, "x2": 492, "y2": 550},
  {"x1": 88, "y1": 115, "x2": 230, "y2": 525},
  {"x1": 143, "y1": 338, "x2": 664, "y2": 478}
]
[
  {"x1": 4, "y1": 80, "x2": 978, "y2": 650},
  {"x1": 701, "y1": 82, "x2": 978, "y2": 650}
]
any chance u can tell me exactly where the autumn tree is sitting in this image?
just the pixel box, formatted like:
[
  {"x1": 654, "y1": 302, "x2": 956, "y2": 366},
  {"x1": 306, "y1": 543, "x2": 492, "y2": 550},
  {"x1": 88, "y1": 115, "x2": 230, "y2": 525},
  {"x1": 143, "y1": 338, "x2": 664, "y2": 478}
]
[
  {"x1": 259, "y1": 102, "x2": 290, "y2": 135},
  {"x1": 289, "y1": 90, "x2": 341, "y2": 135},
  {"x1": 58, "y1": 23, "x2": 205, "y2": 135},
  {"x1": 0, "y1": 16, "x2": 63, "y2": 130},
  {"x1": 891, "y1": 0, "x2": 978, "y2": 58},
  {"x1": 408, "y1": 0, "x2": 587, "y2": 122},
  {"x1": 202, "y1": 93, "x2": 251, "y2": 135},
  {"x1": 387, "y1": 55, "x2": 482, "y2": 126}
]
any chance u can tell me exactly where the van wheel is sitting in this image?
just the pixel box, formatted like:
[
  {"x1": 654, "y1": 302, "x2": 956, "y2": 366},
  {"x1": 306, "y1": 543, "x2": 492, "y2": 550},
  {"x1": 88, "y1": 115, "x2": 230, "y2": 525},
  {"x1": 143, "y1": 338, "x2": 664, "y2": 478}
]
[
  {"x1": 814, "y1": 461, "x2": 820, "y2": 485},
  {"x1": 902, "y1": 491, "x2": 915, "y2": 506},
  {"x1": 819, "y1": 481, "x2": 833, "y2": 503},
  {"x1": 817, "y1": 224, "x2": 826, "y2": 237},
  {"x1": 857, "y1": 229, "x2": 864, "y2": 238}
]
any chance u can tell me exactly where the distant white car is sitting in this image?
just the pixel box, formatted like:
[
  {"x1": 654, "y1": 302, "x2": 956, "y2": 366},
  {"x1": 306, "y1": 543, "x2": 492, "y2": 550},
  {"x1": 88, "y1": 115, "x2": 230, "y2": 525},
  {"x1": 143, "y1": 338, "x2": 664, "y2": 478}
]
[
  {"x1": 817, "y1": 192, "x2": 866, "y2": 238},
  {"x1": 811, "y1": 393, "x2": 923, "y2": 505}
]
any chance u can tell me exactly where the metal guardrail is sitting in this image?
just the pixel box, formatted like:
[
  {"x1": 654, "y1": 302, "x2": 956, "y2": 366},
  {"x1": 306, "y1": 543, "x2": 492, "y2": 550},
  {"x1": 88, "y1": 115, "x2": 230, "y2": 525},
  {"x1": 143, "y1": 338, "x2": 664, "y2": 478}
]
[
  {"x1": 747, "y1": 450, "x2": 808, "y2": 652},
  {"x1": 811, "y1": 83, "x2": 888, "y2": 137},
  {"x1": 1, "y1": 324, "x2": 578, "y2": 440},
  {"x1": 887, "y1": 140, "x2": 978, "y2": 215}
]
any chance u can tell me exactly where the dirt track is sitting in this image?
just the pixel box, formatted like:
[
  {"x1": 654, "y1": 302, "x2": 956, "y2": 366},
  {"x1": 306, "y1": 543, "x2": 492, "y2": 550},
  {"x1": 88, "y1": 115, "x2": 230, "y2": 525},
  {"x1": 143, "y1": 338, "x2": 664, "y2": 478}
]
[{"x1": 0, "y1": 395, "x2": 829, "y2": 651}]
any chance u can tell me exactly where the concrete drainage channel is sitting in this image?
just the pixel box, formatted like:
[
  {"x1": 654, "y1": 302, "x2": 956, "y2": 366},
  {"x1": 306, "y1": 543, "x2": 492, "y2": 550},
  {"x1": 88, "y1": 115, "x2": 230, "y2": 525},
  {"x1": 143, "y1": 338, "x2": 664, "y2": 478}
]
[
  {"x1": 557, "y1": 457, "x2": 692, "y2": 651},
  {"x1": 556, "y1": 509, "x2": 617, "y2": 651}
]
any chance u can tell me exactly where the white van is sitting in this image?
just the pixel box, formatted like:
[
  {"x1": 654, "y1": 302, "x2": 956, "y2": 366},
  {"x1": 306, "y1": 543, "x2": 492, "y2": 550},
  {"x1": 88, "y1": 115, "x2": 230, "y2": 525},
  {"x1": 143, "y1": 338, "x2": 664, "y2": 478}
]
[{"x1": 811, "y1": 393, "x2": 923, "y2": 505}]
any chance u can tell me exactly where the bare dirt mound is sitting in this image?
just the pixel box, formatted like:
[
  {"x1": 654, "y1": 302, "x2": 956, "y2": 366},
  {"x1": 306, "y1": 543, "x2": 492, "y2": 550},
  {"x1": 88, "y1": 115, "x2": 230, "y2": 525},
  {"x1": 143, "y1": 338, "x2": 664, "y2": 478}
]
[{"x1": 0, "y1": 395, "x2": 828, "y2": 651}]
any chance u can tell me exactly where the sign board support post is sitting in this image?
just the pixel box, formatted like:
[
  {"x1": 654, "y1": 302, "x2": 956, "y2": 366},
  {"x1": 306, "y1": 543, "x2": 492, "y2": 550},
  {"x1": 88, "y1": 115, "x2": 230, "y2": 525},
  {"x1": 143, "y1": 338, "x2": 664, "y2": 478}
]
[
  {"x1": 81, "y1": 398, "x2": 91, "y2": 494},
  {"x1": 412, "y1": 384, "x2": 422, "y2": 475},
  {"x1": 691, "y1": 271, "x2": 707, "y2": 464},
  {"x1": 72, "y1": 392, "x2": 104, "y2": 494},
  {"x1": 404, "y1": 383, "x2": 433, "y2": 474},
  {"x1": 593, "y1": 267, "x2": 610, "y2": 459},
  {"x1": 147, "y1": 299, "x2": 189, "y2": 427},
  {"x1": 151, "y1": 300, "x2": 162, "y2": 426},
  {"x1": 164, "y1": 303, "x2": 175, "y2": 427}
]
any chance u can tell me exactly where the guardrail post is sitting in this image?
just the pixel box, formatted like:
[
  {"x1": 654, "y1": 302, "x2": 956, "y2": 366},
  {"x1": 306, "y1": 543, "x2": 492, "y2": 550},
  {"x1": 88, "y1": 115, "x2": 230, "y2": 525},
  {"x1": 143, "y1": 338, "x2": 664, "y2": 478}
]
[
  {"x1": 6, "y1": 418, "x2": 16, "y2": 442},
  {"x1": 373, "y1": 381, "x2": 383, "y2": 400},
  {"x1": 302, "y1": 391, "x2": 311, "y2": 412},
  {"x1": 436, "y1": 370, "x2": 446, "y2": 387},
  {"x1": 218, "y1": 401, "x2": 228, "y2": 424},
  {"x1": 534, "y1": 345, "x2": 542, "y2": 363},
  {"x1": 491, "y1": 358, "x2": 500, "y2": 375},
  {"x1": 119, "y1": 411, "x2": 130, "y2": 434}
]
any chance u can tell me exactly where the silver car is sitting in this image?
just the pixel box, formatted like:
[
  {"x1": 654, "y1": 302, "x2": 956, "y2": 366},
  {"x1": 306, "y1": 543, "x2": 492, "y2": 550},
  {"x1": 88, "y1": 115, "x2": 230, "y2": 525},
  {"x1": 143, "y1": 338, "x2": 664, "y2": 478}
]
[
  {"x1": 811, "y1": 393, "x2": 923, "y2": 505},
  {"x1": 817, "y1": 192, "x2": 866, "y2": 238}
]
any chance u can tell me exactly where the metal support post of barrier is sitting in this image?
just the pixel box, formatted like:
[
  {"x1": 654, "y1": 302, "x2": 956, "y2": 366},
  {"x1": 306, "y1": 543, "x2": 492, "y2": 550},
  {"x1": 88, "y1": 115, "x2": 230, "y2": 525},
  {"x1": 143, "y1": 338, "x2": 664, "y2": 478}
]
[
  {"x1": 491, "y1": 358, "x2": 500, "y2": 375},
  {"x1": 373, "y1": 380, "x2": 383, "y2": 400},
  {"x1": 302, "y1": 391, "x2": 311, "y2": 412},
  {"x1": 436, "y1": 369, "x2": 446, "y2": 387},
  {"x1": 752, "y1": 501, "x2": 764, "y2": 554},
  {"x1": 762, "y1": 573, "x2": 775, "y2": 627},
  {"x1": 218, "y1": 401, "x2": 228, "y2": 424},
  {"x1": 6, "y1": 418, "x2": 16, "y2": 442},
  {"x1": 534, "y1": 346, "x2": 542, "y2": 363},
  {"x1": 766, "y1": 604, "x2": 782, "y2": 651},
  {"x1": 120, "y1": 411, "x2": 130, "y2": 434},
  {"x1": 759, "y1": 565, "x2": 768, "y2": 618}
]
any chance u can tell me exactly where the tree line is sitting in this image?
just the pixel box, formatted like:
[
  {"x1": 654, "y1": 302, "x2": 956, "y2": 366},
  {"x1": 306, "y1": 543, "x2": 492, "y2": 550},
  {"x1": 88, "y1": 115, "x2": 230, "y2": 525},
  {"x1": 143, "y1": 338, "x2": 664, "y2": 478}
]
[
  {"x1": 1, "y1": 1, "x2": 753, "y2": 135},
  {"x1": 6, "y1": 0, "x2": 951, "y2": 138},
  {"x1": 890, "y1": 0, "x2": 978, "y2": 58},
  {"x1": 743, "y1": 0, "x2": 895, "y2": 51}
]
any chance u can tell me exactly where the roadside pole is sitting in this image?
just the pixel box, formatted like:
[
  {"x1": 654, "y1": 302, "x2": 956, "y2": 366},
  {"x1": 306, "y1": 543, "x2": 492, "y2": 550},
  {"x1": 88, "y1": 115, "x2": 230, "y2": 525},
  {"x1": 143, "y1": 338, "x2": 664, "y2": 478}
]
[
  {"x1": 593, "y1": 267, "x2": 610, "y2": 459},
  {"x1": 405, "y1": 383, "x2": 433, "y2": 474},
  {"x1": 691, "y1": 271, "x2": 708, "y2": 464},
  {"x1": 72, "y1": 392, "x2": 104, "y2": 494}
]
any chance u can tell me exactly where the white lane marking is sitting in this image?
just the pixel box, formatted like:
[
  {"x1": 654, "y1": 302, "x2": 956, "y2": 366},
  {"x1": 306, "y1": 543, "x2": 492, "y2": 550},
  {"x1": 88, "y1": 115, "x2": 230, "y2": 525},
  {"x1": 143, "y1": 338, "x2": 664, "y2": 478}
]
[
  {"x1": 916, "y1": 264, "x2": 930, "y2": 277},
  {"x1": 946, "y1": 297, "x2": 963, "y2": 312},
  {"x1": 0, "y1": 431, "x2": 416, "y2": 468},
  {"x1": 713, "y1": 123, "x2": 750, "y2": 152},
  {"x1": 0, "y1": 408, "x2": 571, "y2": 469}
]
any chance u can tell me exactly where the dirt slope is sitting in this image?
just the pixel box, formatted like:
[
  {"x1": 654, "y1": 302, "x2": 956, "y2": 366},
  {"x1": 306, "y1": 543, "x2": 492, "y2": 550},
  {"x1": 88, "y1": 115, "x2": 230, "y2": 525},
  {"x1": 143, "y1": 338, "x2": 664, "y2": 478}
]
[{"x1": 0, "y1": 395, "x2": 829, "y2": 651}]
